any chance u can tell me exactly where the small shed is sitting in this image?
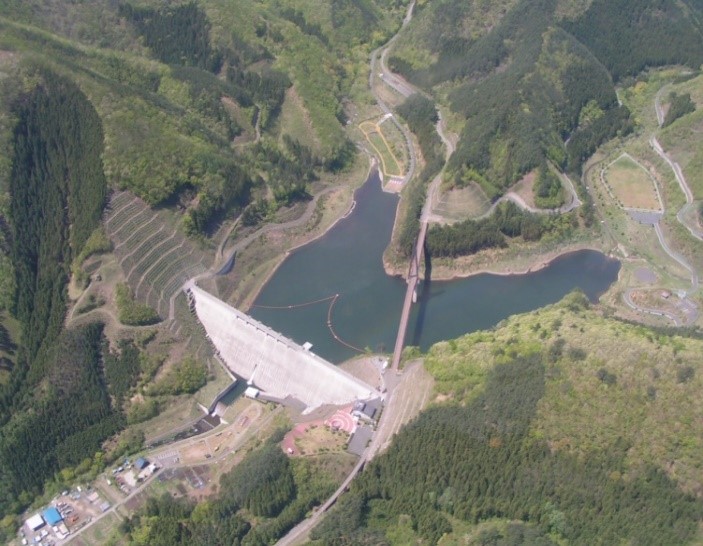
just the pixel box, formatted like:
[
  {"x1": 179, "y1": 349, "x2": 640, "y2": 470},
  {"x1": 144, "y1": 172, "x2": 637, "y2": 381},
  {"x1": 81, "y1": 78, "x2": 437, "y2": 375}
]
[
  {"x1": 135, "y1": 457, "x2": 149, "y2": 470},
  {"x1": 25, "y1": 513, "x2": 44, "y2": 531},
  {"x1": 42, "y1": 507, "x2": 62, "y2": 526},
  {"x1": 244, "y1": 387, "x2": 260, "y2": 399},
  {"x1": 362, "y1": 398, "x2": 382, "y2": 420},
  {"x1": 352, "y1": 398, "x2": 382, "y2": 422}
]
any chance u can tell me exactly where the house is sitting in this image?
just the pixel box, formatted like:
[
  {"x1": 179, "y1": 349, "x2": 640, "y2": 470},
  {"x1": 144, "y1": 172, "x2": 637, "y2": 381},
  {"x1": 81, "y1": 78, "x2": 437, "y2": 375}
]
[
  {"x1": 352, "y1": 398, "x2": 382, "y2": 422},
  {"x1": 25, "y1": 514, "x2": 44, "y2": 532},
  {"x1": 134, "y1": 457, "x2": 149, "y2": 471},
  {"x1": 42, "y1": 507, "x2": 62, "y2": 526}
]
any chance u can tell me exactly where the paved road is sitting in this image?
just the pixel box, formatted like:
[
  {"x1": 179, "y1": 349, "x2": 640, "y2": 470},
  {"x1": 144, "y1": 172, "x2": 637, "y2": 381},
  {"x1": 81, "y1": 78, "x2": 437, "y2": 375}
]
[
  {"x1": 476, "y1": 183, "x2": 582, "y2": 221},
  {"x1": 615, "y1": 89, "x2": 701, "y2": 323},
  {"x1": 369, "y1": 2, "x2": 417, "y2": 186},
  {"x1": 390, "y1": 219, "x2": 428, "y2": 372},
  {"x1": 654, "y1": 222, "x2": 698, "y2": 292},
  {"x1": 277, "y1": 6, "x2": 422, "y2": 544},
  {"x1": 276, "y1": 366, "x2": 412, "y2": 546},
  {"x1": 651, "y1": 136, "x2": 694, "y2": 204},
  {"x1": 650, "y1": 136, "x2": 702, "y2": 241},
  {"x1": 622, "y1": 288, "x2": 681, "y2": 326},
  {"x1": 67, "y1": 406, "x2": 280, "y2": 544}
]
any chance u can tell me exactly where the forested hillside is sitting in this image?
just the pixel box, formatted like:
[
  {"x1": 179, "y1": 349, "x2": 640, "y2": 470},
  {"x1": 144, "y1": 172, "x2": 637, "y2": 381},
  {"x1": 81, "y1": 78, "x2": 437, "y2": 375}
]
[
  {"x1": 0, "y1": 0, "x2": 407, "y2": 223},
  {"x1": 120, "y1": 434, "x2": 345, "y2": 545},
  {"x1": 0, "y1": 0, "x2": 410, "y2": 529},
  {"x1": 0, "y1": 69, "x2": 117, "y2": 520},
  {"x1": 313, "y1": 293, "x2": 703, "y2": 544},
  {"x1": 389, "y1": 0, "x2": 703, "y2": 193}
]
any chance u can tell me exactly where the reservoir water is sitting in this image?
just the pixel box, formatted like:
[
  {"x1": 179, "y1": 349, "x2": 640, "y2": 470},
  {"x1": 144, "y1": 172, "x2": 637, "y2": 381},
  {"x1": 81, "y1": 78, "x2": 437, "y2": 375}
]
[{"x1": 251, "y1": 171, "x2": 620, "y2": 363}]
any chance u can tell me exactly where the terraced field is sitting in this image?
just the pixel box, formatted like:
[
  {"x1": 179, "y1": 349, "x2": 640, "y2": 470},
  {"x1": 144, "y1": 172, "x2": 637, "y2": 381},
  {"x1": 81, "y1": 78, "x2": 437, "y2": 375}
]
[
  {"x1": 432, "y1": 182, "x2": 492, "y2": 222},
  {"x1": 105, "y1": 192, "x2": 208, "y2": 319}
]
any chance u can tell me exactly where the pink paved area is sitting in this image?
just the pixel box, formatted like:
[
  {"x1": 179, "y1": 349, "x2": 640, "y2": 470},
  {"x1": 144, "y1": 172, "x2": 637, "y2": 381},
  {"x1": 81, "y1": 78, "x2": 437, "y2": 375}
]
[{"x1": 281, "y1": 405, "x2": 355, "y2": 456}]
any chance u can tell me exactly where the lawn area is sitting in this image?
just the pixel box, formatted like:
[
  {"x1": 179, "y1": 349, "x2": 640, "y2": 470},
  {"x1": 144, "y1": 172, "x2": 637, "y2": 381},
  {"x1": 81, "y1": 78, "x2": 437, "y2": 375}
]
[
  {"x1": 605, "y1": 153, "x2": 662, "y2": 211},
  {"x1": 294, "y1": 424, "x2": 348, "y2": 456},
  {"x1": 360, "y1": 119, "x2": 403, "y2": 178},
  {"x1": 67, "y1": 512, "x2": 121, "y2": 546}
]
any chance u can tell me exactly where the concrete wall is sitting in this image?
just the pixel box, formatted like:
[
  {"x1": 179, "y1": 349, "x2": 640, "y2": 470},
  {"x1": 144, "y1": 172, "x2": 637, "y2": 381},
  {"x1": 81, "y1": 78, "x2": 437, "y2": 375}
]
[{"x1": 188, "y1": 286, "x2": 376, "y2": 411}]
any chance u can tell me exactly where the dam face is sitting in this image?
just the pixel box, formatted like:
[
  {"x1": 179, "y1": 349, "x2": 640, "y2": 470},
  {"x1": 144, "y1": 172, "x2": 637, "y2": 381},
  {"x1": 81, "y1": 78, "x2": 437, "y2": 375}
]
[{"x1": 187, "y1": 285, "x2": 376, "y2": 411}]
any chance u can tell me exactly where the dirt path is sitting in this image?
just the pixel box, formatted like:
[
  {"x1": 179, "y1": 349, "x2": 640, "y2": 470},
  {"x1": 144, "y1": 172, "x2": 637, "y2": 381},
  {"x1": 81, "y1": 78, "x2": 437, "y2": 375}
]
[
  {"x1": 654, "y1": 85, "x2": 668, "y2": 127},
  {"x1": 69, "y1": 306, "x2": 163, "y2": 333}
]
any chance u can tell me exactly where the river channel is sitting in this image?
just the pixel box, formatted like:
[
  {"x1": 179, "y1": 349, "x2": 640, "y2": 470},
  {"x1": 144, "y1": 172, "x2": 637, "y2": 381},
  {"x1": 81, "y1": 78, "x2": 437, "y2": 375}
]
[{"x1": 250, "y1": 171, "x2": 620, "y2": 363}]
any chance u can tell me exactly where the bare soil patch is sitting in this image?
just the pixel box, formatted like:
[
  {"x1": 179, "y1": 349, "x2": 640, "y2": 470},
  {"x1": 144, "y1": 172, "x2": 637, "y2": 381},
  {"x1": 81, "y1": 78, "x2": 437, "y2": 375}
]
[
  {"x1": 511, "y1": 170, "x2": 538, "y2": 208},
  {"x1": 634, "y1": 266, "x2": 658, "y2": 284},
  {"x1": 339, "y1": 356, "x2": 382, "y2": 389}
]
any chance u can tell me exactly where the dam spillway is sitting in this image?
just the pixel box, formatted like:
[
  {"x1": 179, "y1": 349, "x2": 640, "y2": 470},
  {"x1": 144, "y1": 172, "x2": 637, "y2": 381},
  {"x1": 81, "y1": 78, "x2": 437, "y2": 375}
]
[{"x1": 187, "y1": 285, "x2": 377, "y2": 411}]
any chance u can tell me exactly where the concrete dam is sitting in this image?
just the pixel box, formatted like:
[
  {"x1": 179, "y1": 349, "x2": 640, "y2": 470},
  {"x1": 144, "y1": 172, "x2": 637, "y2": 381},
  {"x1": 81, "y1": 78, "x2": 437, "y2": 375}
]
[{"x1": 186, "y1": 285, "x2": 377, "y2": 411}]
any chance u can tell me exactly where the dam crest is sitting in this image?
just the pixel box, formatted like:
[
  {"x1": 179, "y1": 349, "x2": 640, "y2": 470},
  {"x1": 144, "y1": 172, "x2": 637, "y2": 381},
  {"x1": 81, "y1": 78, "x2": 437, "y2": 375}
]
[{"x1": 186, "y1": 284, "x2": 377, "y2": 412}]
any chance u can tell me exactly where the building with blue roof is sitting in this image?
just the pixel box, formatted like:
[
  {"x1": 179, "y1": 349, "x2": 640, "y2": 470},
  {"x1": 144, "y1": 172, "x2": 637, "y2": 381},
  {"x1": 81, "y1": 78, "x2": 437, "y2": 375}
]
[
  {"x1": 135, "y1": 457, "x2": 148, "y2": 470},
  {"x1": 42, "y1": 507, "x2": 62, "y2": 526}
]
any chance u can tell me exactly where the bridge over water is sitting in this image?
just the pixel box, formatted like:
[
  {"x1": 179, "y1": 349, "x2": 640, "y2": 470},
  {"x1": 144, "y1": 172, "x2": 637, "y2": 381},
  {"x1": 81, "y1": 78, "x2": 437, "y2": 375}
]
[{"x1": 390, "y1": 219, "x2": 428, "y2": 371}]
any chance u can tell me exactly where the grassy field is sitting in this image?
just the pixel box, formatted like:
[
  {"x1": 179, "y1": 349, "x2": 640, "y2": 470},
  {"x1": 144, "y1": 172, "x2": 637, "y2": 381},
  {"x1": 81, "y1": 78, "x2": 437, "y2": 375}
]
[
  {"x1": 359, "y1": 119, "x2": 404, "y2": 178},
  {"x1": 67, "y1": 512, "x2": 122, "y2": 546},
  {"x1": 294, "y1": 424, "x2": 348, "y2": 456},
  {"x1": 367, "y1": 131, "x2": 403, "y2": 177},
  {"x1": 605, "y1": 154, "x2": 662, "y2": 211},
  {"x1": 277, "y1": 87, "x2": 321, "y2": 153}
]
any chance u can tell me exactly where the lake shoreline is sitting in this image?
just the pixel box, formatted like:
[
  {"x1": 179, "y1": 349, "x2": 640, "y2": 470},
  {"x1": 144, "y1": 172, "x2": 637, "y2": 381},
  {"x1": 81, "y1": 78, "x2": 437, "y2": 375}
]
[
  {"x1": 244, "y1": 164, "x2": 613, "y2": 311},
  {"x1": 414, "y1": 243, "x2": 612, "y2": 282},
  {"x1": 240, "y1": 158, "x2": 377, "y2": 312}
]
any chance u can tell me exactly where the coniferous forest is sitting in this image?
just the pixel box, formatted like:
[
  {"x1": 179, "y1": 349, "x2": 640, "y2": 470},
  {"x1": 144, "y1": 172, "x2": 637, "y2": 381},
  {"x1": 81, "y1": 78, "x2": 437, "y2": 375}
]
[
  {"x1": 1, "y1": 0, "x2": 703, "y2": 542},
  {"x1": 121, "y1": 435, "x2": 340, "y2": 545},
  {"x1": 0, "y1": 69, "x2": 115, "y2": 517},
  {"x1": 313, "y1": 352, "x2": 702, "y2": 545}
]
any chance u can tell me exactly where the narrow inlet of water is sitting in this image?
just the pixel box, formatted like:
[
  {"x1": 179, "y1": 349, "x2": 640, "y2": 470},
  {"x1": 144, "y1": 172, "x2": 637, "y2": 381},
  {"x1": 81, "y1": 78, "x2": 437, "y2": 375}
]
[{"x1": 251, "y1": 172, "x2": 620, "y2": 362}]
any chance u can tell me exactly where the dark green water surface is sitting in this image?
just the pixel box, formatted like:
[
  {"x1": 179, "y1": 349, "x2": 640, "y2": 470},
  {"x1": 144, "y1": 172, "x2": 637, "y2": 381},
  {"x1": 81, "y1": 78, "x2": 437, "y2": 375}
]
[{"x1": 251, "y1": 171, "x2": 620, "y2": 362}]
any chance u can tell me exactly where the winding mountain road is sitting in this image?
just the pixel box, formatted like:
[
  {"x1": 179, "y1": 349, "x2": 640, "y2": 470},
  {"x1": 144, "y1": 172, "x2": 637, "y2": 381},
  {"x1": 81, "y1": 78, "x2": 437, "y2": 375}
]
[
  {"x1": 622, "y1": 288, "x2": 681, "y2": 326},
  {"x1": 619, "y1": 86, "x2": 701, "y2": 324}
]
